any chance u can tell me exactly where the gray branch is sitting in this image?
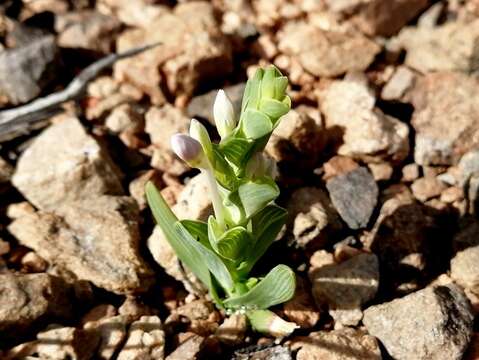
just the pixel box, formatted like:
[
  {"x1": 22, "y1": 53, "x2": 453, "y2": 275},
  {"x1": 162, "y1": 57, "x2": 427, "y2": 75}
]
[{"x1": 0, "y1": 42, "x2": 160, "y2": 142}]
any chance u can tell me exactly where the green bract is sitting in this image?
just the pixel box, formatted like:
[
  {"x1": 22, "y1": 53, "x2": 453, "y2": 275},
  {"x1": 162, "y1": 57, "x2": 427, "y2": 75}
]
[{"x1": 146, "y1": 66, "x2": 296, "y2": 335}]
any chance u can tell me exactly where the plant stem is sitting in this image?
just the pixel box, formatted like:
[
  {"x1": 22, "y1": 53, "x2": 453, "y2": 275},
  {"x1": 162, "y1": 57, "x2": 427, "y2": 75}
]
[{"x1": 202, "y1": 168, "x2": 226, "y2": 227}]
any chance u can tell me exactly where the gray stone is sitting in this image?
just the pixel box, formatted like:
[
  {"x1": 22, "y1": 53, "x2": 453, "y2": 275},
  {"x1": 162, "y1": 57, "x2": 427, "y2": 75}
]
[
  {"x1": 186, "y1": 83, "x2": 245, "y2": 124},
  {"x1": 326, "y1": 167, "x2": 378, "y2": 229},
  {"x1": 12, "y1": 116, "x2": 123, "y2": 211},
  {"x1": 9, "y1": 196, "x2": 154, "y2": 294},
  {"x1": 309, "y1": 253, "x2": 379, "y2": 327},
  {"x1": 0, "y1": 273, "x2": 73, "y2": 339},
  {"x1": 233, "y1": 345, "x2": 292, "y2": 360},
  {"x1": 363, "y1": 284, "x2": 474, "y2": 360},
  {"x1": 0, "y1": 35, "x2": 59, "y2": 105}
]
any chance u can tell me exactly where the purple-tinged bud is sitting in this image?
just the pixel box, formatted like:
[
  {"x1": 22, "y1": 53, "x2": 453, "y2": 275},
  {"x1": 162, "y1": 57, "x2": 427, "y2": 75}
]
[{"x1": 170, "y1": 133, "x2": 205, "y2": 167}]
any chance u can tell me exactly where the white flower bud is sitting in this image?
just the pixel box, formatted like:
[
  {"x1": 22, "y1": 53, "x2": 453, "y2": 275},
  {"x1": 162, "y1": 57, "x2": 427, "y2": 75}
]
[
  {"x1": 170, "y1": 133, "x2": 204, "y2": 167},
  {"x1": 213, "y1": 89, "x2": 236, "y2": 139}
]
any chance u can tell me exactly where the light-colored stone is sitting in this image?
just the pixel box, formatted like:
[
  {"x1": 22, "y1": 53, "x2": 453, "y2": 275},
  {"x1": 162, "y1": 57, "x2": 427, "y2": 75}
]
[
  {"x1": 294, "y1": 328, "x2": 381, "y2": 360},
  {"x1": 283, "y1": 277, "x2": 319, "y2": 329},
  {"x1": 401, "y1": 163, "x2": 420, "y2": 182},
  {"x1": 105, "y1": 103, "x2": 143, "y2": 134},
  {"x1": 411, "y1": 176, "x2": 447, "y2": 202},
  {"x1": 411, "y1": 72, "x2": 479, "y2": 166},
  {"x1": 363, "y1": 284, "x2": 474, "y2": 360},
  {"x1": 166, "y1": 333, "x2": 204, "y2": 360},
  {"x1": 129, "y1": 170, "x2": 163, "y2": 210},
  {"x1": 320, "y1": 74, "x2": 409, "y2": 163},
  {"x1": 36, "y1": 326, "x2": 100, "y2": 360},
  {"x1": 117, "y1": 316, "x2": 165, "y2": 360},
  {"x1": 85, "y1": 315, "x2": 129, "y2": 360},
  {"x1": 287, "y1": 187, "x2": 341, "y2": 249},
  {"x1": 145, "y1": 104, "x2": 190, "y2": 148},
  {"x1": 9, "y1": 196, "x2": 154, "y2": 294},
  {"x1": 278, "y1": 21, "x2": 380, "y2": 77},
  {"x1": 323, "y1": 156, "x2": 359, "y2": 181},
  {"x1": 216, "y1": 314, "x2": 248, "y2": 346},
  {"x1": 309, "y1": 253, "x2": 379, "y2": 327},
  {"x1": 21, "y1": 251, "x2": 47, "y2": 272},
  {"x1": 381, "y1": 66, "x2": 416, "y2": 101},
  {"x1": 399, "y1": 19, "x2": 479, "y2": 74},
  {"x1": 368, "y1": 162, "x2": 394, "y2": 181},
  {"x1": 0, "y1": 273, "x2": 73, "y2": 338},
  {"x1": 12, "y1": 117, "x2": 123, "y2": 210}
]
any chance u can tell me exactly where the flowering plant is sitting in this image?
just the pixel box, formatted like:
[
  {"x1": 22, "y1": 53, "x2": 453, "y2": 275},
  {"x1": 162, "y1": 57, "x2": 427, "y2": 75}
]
[{"x1": 146, "y1": 66, "x2": 297, "y2": 335}]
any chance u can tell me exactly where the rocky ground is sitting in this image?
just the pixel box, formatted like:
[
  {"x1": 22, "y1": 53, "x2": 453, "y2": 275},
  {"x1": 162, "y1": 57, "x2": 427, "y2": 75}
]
[{"x1": 0, "y1": 0, "x2": 478, "y2": 359}]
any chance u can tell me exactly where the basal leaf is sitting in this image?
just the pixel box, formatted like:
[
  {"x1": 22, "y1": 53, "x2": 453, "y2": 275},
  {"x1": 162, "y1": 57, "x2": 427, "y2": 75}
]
[
  {"x1": 242, "y1": 109, "x2": 272, "y2": 140},
  {"x1": 146, "y1": 182, "x2": 234, "y2": 293},
  {"x1": 239, "y1": 205, "x2": 287, "y2": 276},
  {"x1": 223, "y1": 264, "x2": 296, "y2": 310},
  {"x1": 238, "y1": 178, "x2": 279, "y2": 219}
]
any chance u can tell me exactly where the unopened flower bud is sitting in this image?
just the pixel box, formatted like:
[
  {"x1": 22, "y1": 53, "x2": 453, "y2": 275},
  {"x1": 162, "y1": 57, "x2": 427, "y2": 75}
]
[
  {"x1": 170, "y1": 133, "x2": 205, "y2": 167},
  {"x1": 213, "y1": 89, "x2": 236, "y2": 139}
]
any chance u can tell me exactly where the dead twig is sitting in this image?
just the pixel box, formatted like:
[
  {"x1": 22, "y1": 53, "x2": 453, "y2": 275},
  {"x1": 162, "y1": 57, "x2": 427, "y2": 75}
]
[{"x1": 0, "y1": 42, "x2": 160, "y2": 142}]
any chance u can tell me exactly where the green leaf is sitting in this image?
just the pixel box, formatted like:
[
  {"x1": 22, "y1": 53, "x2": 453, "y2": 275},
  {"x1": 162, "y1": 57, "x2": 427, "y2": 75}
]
[
  {"x1": 223, "y1": 264, "x2": 296, "y2": 310},
  {"x1": 216, "y1": 226, "x2": 252, "y2": 261},
  {"x1": 240, "y1": 205, "x2": 287, "y2": 276},
  {"x1": 259, "y1": 98, "x2": 290, "y2": 120},
  {"x1": 242, "y1": 68, "x2": 263, "y2": 113},
  {"x1": 242, "y1": 109, "x2": 272, "y2": 140},
  {"x1": 220, "y1": 137, "x2": 255, "y2": 168},
  {"x1": 207, "y1": 215, "x2": 223, "y2": 253},
  {"x1": 274, "y1": 76, "x2": 288, "y2": 99},
  {"x1": 210, "y1": 145, "x2": 237, "y2": 190},
  {"x1": 261, "y1": 66, "x2": 277, "y2": 99},
  {"x1": 146, "y1": 182, "x2": 234, "y2": 293},
  {"x1": 180, "y1": 219, "x2": 209, "y2": 249},
  {"x1": 238, "y1": 178, "x2": 280, "y2": 219}
]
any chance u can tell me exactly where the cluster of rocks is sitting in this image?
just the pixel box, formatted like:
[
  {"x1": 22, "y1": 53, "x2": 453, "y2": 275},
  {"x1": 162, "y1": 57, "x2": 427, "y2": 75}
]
[{"x1": 0, "y1": 0, "x2": 478, "y2": 359}]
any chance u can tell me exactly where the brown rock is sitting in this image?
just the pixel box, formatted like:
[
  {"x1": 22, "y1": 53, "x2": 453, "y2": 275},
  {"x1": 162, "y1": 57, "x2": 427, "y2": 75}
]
[
  {"x1": 323, "y1": 156, "x2": 359, "y2": 181},
  {"x1": 286, "y1": 187, "x2": 342, "y2": 249},
  {"x1": 97, "y1": 0, "x2": 168, "y2": 28},
  {"x1": 266, "y1": 106, "x2": 325, "y2": 169},
  {"x1": 36, "y1": 326, "x2": 100, "y2": 360},
  {"x1": 55, "y1": 10, "x2": 121, "y2": 53},
  {"x1": 440, "y1": 186, "x2": 464, "y2": 203},
  {"x1": 401, "y1": 163, "x2": 420, "y2": 182},
  {"x1": 309, "y1": 253, "x2": 379, "y2": 327},
  {"x1": 320, "y1": 74, "x2": 409, "y2": 163},
  {"x1": 9, "y1": 196, "x2": 154, "y2": 294},
  {"x1": 294, "y1": 328, "x2": 381, "y2": 360},
  {"x1": 411, "y1": 176, "x2": 447, "y2": 202},
  {"x1": 150, "y1": 148, "x2": 190, "y2": 177},
  {"x1": 363, "y1": 284, "x2": 474, "y2": 360},
  {"x1": 81, "y1": 304, "x2": 117, "y2": 326},
  {"x1": 129, "y1": 170, "x2": 163, "y2": 210},
  {"x1": 21, "y1": 251, "x2": 47, "y2": 272},
  {"x1": 166, "y1": 333, "x2": 204, "y2": 360},
  {"x1": 114, "y1": 2, "x2": 232, "y2": 101},
  {"x1": 118, "y1": 296, "x2": 156, "y2": 322},
  {"x1": 465, "y1": 333, "x2": 479, "y2": 360},
  {"x1": 0, "y1": 273, "x2": 73, "y2": 338},
  {"x1": 12, "y1": 117, "x2": 123, "y2": 211},
  {"x1": 283, "y1": 277, "x2": 319, "y2": 329},
  {"x1": 278, "y1": 21, "x2": 380, "y2": 77},
  {"x1": 368, "y1": 162, "x2": 394, "y2": 182},
  {"x1": 105, "y1": 103, "x2": 144, "y2": 134},
  {"x1": 399, "y1": 19, "x2": 479, "y2": 74},
  {"x1": 175, "y1": 299, "x2": 214, "y2": 322},
  {"x1": 411, "y1": 72, "x2": 479, "y2": 165},
  {"x1": 145, "y1": 104, "x2": 190, "y2": 148},
  {"x1": 0, "y1": 156, "x2": 12, "y2": 192},
  {"x1": 0, "y1": 238, "x2": 10, "y2": 256},
  {"x1": 117, "y1": 316, "x2": 165, "y2": 360}
]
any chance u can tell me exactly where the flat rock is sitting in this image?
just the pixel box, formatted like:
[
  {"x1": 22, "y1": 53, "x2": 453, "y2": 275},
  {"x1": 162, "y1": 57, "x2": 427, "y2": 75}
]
[
  {"x1": 166, "y1": 333, "x2": 204, "y2": 360},
  {"x1": 216, "y1": 314, "x2": 248, "y2": 346},
  {"x1": 309, "y1": 253, "x2": 379, "y2": 327},
  {"x1": 411, "y1": 176, "x2": 447, "y2": 202},
  {"x1": 115, "y1": 1, "x2": 232, "y2": 101},
  {"x1": 9, "y1": 196, "x2": 154, "y2": 294},
  {"x1": 0, "y1": 273, "x2": 73, "y2": 339},
  {"x1": 12, "y1": 117, "x2": 123, "y2": 211},
  {"x1": 286, "y1": 187, "x2": 341, "y2": 249},
  {"x1": 55, "y1": 10, "x2": 121, "y2": 53},
  {"x1": 326, "y1": 167, "x2": 378, "y2": 229},
  {"x1": 398, "y1": 19, "x2": 479, "y2": 73},
  {"x1": 381, "y1": 66, "x2": 416, "y2": 101},
  {"x1": 294, "y1": 328, "x2": 381, "y2": 360},
  {"x1": 451, "y1": 220, "x2": 479, "y2": 293},
  {"x1": 363, "y1": 284, "x2": 474, "y2": 360},
  {"x1": 36, "y1": 326, "x2": 100, "y2": 360},
  {"x1": 411, "y1": 72, "x2": 479, "y2": 166},
  {"x1": 0, "y1": 35, "x2": 59, "y2": 105},
  {"x1": 84, "y1": 315, "x2": 129, "y2": 360},
  {"x1": 117, "y1": 316, "x2": 165, "y2": 360},
  {"x1": 278, "y1": 21, "x2": 380, "y2": 77},
  {"x1": 320, "y1": 74, "x2": 409, "y2": 163}
]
